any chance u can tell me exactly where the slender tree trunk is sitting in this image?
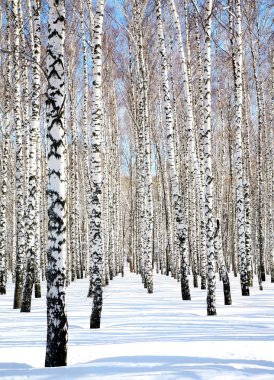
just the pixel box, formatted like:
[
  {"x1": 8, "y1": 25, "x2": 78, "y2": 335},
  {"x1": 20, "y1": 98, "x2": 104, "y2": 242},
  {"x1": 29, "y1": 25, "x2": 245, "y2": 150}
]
[
  {"x1": 45, "y1": 0, "x2": 68, "y2": 367},
  {"x1": 156, "y1": 0, "x2": 190, "y2": 300},
  {"x1": 0, "y1": 137, "x2": 9, "y2": 294},
  {"x1": 203, "y1": 0, "x2": 217, "y2": 314},
  {"x1": 242, "y1": 78, "x2": 253, "y2": 286},
  {"x1": 21, "y1": 0, "x2": 41, "y2": 312},
  {"x1": 35, "y1": 128, "x2": 42, "y2": 297},
  {"x1": 168, "y1": 0, "x2": 209, "y2": 295},
  {"x1": 133, "y1": 1, "x2": 154, "y2": 293},
  {"x1": 194, "y1": 6, "x2": 207, "y2": 289},
  {"x1": 249, "y1": 35, "x2": 266, "y2": 285},
  {"x1": 233, "y1": 0, "x2": 249, "y2": 296},
  {"x1": 214, "y1": 219, "x2": 232, "y2": 305},
  {"x1": 90, "y1": 0, "x2": 105, "y2": 329},
  {"x1": 13, "y1": 0, "x2": 26, "y2": 308},
  {"x1": 0, "y1": 0, "x2": 12, "y2": 294},
  {"x1": 80, "y1": 0, "x2": 92, "y2": 294},
  {"x1": 270, "y1": 54, "x2": 274, "y2": 282}
]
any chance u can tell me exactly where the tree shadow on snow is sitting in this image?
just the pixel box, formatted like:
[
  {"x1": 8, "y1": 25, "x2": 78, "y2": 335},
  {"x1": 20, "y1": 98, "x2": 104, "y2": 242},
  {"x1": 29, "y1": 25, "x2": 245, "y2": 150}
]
[
  {"x1": 1, "y1": 356, "x2": 274, "y2": 379},
  {"x1": 0, "y1": 362, "x2": 32, "y2": 376}
]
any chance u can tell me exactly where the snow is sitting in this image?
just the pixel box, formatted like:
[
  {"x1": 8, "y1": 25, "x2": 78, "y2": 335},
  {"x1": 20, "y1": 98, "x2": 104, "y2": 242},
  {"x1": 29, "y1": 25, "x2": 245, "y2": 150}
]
[{"x1": 1, "y1": 269, "x2": 274, "y2": 379}]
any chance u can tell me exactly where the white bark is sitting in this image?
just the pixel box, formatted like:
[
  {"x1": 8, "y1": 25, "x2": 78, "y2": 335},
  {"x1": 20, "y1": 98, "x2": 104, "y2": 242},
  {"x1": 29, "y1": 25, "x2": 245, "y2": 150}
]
[
  {"x1": 194, "y1": 6, "x2": 207, "y2": 289},
  {"x1": 21, "y1": 0, "x2": 42, "y2": 311},
  {"x1": 90, "y1": 0, "x2": 105, "y2": 329},
  {"x1": 203, "y1": 0, "x2": 217, "y2": 314},
  {"x1": 156, "y1": 0, "x2": 190, "y2": 300},
  {"x1": 13, "y1": 0, "x2": 26, "y2": 307},
  {"x1": 45, "y1": 0, "x2": 68, "y2": 367},
  {"x1": 168, "y1": 0, "x2": 207, "y2": 292},
  {"x1": 233, "y1": 0, "x2": 249, "y2": 295},
  {"x1": 134, "y1": 1, "x2": 153, "y2": 293},
  {"x1": 0, "y1": 137, "x2": 9, "y2": 294}
]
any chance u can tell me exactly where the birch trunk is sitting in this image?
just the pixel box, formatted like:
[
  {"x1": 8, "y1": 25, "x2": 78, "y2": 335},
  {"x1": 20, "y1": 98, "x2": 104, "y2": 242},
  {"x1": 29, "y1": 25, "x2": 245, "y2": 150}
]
[
  {"x1": 0, "y1": 137, "x2": 9, "y2": 294},
  {"x1": 194, "y1": 6, "x2": 207, "y2": 289},
  {"x1": 21, "y1": 0, "x2": 41, "y2": 312},
  {"x1": 214, "y1": 219, "x2": 232, "y2": 305},
  {"x1": 80, "y1": 0, "x2": 91, "y2": 286},
  {"x1": 156, "y1": 0, "x2": 190, "y2": 300},
  {"x1": 203, "y1": 0, "x2": 218, "y2": 314},
  {"x1": 242, "y1": 78, "x2": 253, "y2": 286},
  {"x1": 249, "y1": 31, "x2": 267, "y2": 285},
  {"x1": 270, "y1": 54, "x2": 274, "y2": 282},
  {"x1": 90, "y1": 0, "x2": 105, "y2": 329},
  {"x1": 45, "y1": 0, "x2": 68, "y2": 367},
  {"x1": 0, "y1": 2, "x2": 11, "y2": 295},
  {"x1": 168, "y1": 0, "x2": 208, "y2": 294},
  {"x1": 233, "y1": 0, "x2": 249, "y2": 296},
  {"x1": 13, "y1": 0, "x2": 26, "y2": 307},
  {"x1": 35, "y1": 128, "x2": 42, "y2": 297},
  {"x1": 134, "y1": 1, "x2": 153, "y2": 293}
]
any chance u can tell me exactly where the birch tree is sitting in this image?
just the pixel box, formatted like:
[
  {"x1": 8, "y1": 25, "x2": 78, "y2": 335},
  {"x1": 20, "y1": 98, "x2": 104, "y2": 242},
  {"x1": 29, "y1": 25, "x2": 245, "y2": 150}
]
[
  {"x1": 13, "y1": 0, "x2": 26, "y2": 308},
  {"x1": 133, "y1": 0, "x2": 154, "y2": 293},
  {"x1": 0, "y1": 1, "x2": 11, "y2": 295},
  {"x1": 233, "y1": 0, "x2": 249, "y2": 296},
  {"x1": 21, "y1": 0, "x2": 42, "y2": 312},
  {"x1": 156, "y1": 0, "x2": 190, "y2": 300},
  {"x1": 0, "y1": 137, "x2": 8, "y2": 294},
  {"x1": 203, "y1": 0, "x2": 217, "y2": 314},
  {"x1": 45, "y1": 0, "x2": 68, "y2": 367},
  {"x1": 90, "y1": 0, "x2": 105, "y2": 329}
]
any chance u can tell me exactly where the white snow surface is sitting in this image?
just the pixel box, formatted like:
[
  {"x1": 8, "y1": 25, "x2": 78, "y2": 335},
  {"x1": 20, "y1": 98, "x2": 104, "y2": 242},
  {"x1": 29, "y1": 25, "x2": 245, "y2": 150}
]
[{"x1": 1, "y1": 268, "x2": 274, "y2": 379}]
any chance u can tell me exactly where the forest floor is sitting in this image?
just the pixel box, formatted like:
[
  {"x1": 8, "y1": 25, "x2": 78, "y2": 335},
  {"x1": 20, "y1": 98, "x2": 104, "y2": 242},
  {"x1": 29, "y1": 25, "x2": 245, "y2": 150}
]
[{"x1": 1, "y1": 267, "x2": 274, "y2": 379}]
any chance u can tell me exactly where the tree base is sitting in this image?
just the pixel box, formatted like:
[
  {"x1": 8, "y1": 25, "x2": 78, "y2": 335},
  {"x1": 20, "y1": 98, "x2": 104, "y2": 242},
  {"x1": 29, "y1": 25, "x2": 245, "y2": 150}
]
[
  {"x1": 224, "y1": 294, "x2": 232, "y2": 305},
  {"x1": 181, "y1": 275, "x2": 191, "y2": 300},
  {"x1": 201, "y1": 276, "x2": 206, "y2": 290},
  {"x1": 223, "y1": 277, "x2": 232, "y2": 305},
  {"x1": 182, "y1": 295, "x2": 191, "y2": 300},
  {"x1": 261, "y1": 272, "x2": 266, "y2": 282},
  {"x1": 45, "y1": 351, "x2": 67, "y2": 367},
  {"x1": 20, "y1": 306, "x2": 31, "y2": 312},
  {"x1": 13, "y1": 282, "x2": 23, "y2": 309},
  {"x1": 90, "y1": 322, "x2": 100, "y2": 329},
  {"x1": 45, "y1": 361, "x2": 67, "y2": 367},
  {"x1": 90, "y1": 293, "x2": 102, "y2": 329},
  {"x1": 0, "y1": 287, "x2": 6, "y2": 295},
  {"x1": 21, "y1": 297, "x2": 32, "y2": 312},
  {"x1": 207, "y1": 309, "x2": 217, "y2": 316},
  {"x1": 35, "y1": 284, "x2": 41, "y2": 298},
  {"x1": 241, "y1": 288, "x2": 250, "y2": 296},
  {"x1": 147, "y1": 286, "x2": 153, "y2": 294}
]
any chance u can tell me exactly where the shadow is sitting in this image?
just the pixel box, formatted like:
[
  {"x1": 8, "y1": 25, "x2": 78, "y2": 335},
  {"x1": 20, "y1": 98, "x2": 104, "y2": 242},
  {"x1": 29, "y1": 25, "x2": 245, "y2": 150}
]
[
  {"x1": 0, "y1": 362, "x2": 32, "y2": 370},
  {"x1": 1, "y1": 356, "x2": 274, "y2": 379}
]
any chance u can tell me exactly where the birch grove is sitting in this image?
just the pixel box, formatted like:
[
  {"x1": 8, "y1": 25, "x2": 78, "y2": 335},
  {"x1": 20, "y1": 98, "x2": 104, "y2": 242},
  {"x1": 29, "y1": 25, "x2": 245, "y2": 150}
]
[{"x1": 0, "y1": 0, "x2": 272, "y2": 367}]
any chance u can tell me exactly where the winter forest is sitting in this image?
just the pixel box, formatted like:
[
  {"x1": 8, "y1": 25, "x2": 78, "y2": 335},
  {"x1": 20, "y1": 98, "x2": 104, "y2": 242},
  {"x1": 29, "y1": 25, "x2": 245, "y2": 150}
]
[{"x1": 0, "y1": 0, "x2": 273, "y2": 378}]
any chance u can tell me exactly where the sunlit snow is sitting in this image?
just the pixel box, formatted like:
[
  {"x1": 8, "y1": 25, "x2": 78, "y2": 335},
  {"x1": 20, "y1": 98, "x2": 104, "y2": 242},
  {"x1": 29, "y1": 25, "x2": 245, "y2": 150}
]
[{"x1": 1, "y1": 267, "x2": 274, "y2": 379}]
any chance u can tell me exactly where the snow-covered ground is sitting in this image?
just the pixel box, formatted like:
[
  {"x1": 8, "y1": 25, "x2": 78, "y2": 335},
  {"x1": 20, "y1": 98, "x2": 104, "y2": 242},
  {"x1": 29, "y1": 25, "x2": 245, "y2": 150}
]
[{"x1": 1, "y1": 268, "x2": 274, "y2": 379}]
